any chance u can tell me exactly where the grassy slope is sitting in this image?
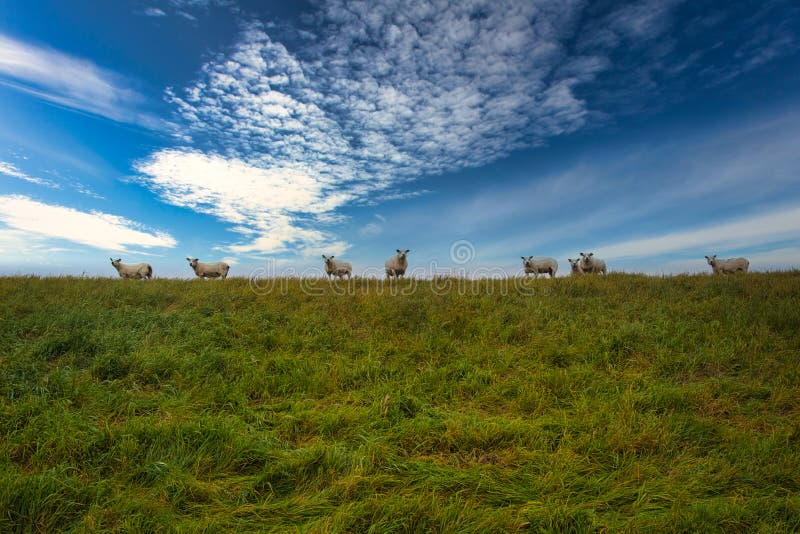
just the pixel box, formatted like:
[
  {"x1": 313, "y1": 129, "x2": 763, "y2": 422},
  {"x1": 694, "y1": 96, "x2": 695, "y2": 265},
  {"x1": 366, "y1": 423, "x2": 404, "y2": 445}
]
[{"x1": 1, "y1": 273, "x2": 799, "y2": 533}]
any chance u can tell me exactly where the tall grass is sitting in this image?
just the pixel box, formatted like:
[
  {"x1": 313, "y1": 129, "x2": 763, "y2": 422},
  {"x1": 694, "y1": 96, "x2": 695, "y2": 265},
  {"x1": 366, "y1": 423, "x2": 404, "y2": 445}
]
[{"x1": 1, "y1": 273, "x2": 799, "y2": 532}]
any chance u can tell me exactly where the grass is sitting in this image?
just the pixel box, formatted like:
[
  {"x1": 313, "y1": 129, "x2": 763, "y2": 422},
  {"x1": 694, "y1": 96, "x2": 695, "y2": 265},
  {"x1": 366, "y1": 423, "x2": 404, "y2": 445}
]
[{"x1": 1, "y1": 273, "x2": 799, "y2": 532}]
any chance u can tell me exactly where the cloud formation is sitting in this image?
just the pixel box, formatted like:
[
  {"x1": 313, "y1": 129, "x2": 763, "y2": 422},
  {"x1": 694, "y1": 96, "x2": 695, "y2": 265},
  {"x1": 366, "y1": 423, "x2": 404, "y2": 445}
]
[
  {"x1": 140, "y1": 0, "x2": 799, "y2": 256},
  {"x1": 143, "y1": 1, "x2": 605, "y2": 254},
  {"x1": 0, "y1": 161, "x2": 60, "y2": 188},
  {"x1": 136, "y1": 149, "x2": 347, "y2": 255},
  {"x1": 0, "y1": 33, "x2": 161, "y2": 127},
  {"x1": 0, "y1": 195, "x2": 177, "y2": 252},
  {"x1": 143, "y1": 7, "x2": 167, "y2": 17},
  {"x1": 596, "y1": 206, "x2": 800, "y2": 259}
]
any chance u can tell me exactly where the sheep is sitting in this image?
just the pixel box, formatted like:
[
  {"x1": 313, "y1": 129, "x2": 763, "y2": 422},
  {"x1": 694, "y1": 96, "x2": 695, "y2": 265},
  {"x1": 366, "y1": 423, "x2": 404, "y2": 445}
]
[
  {"x1": 521, "y1": 256, "x2": 558, "y2": 278},
  {"x1": 322, "y1": 254, "x2": 352, "y2": 279},
  {"x1": 579, "y1": 252, "x2": 607, "y2": 274},
  {"x1": 110, "y1": 258, "x2": 152, "y2": 279},
  {"x1": 186, "y1": 257, "x2": 230, "y2": 279},
  {"x1": 567, "y1": 258, "x2": 584, "y2": 276},
  {"x1": 705, "y1": 255, "x2": 749, "y2": 274},
  {"x1": 385, "y1": 249, "x2": 410, "y2": 279}
]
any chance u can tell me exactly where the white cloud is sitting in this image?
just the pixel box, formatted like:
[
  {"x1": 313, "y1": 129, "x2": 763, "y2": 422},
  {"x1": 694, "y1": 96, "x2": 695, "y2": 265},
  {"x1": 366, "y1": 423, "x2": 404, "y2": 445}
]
[
  {"x1": 169, "y1": 0, "x2": 230, "y2": 7},
  {"x1": 146, "y1": 0, "x2": 798, "y2": 257},
  {"x1": 0, "y1": 195, "x2": 176, "y2": 252},
  {"x1": 0, "y1": 33, "x2": 160, "y2": 127},
  {"x1": 596, "y1": 206, "x2": 800, "y2": 259},
  {"x1": 0, "y1": 161, "x2": 60, "y2": 188},
  {"x1": 0, "y1": 228, "x2": 70, "y2": 256},
  {"x1": 71, "y1": 182, "x2": 104, "y2": 199},
  {"x1": 135, "y1": 150, "x2": 347, "y2": 255},
  {"x1": 143, "y1": 7, "x2": 167, "y2": 17},
  {"x1": 359, "y1": 221, "x2": 383, "y2": 238},
  {"x1": 151, "y1": 2, "x2": 607, "y2": 254},
  {"x1": 606, "y1": 0, "x2": 683, "y2": 40},
  {"x1": 748, "y1": 247, "x2": 800, "y2": 270},
  {"x1": 371, "y1": 189, "x2": 433, "y2": 204}
]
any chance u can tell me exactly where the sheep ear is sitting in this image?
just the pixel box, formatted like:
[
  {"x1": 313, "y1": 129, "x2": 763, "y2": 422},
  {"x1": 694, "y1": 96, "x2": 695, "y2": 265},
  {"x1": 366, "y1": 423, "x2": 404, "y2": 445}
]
[
  {"x1": 580, "y1": 252, "x2": 585, "y2": 257},
  {"x1": 321, "y1": 255, "x2": 326, "y2": 259},
  {"x1": 589, "y1": 253, "x2": 594, "y2": 257},
  {"x1": 330, "y1": 256, "x2": 334, "y2": 259},
  {"x1": 186, "y1": 257, "x2": 191, "y2": 261},
  {"x1": 521, "y1": 256, "x2": 525, "y2": 260},
  {"x1": 405, "y1": 249, "x2": 410, "y2": 254},
  {"x1": 397, "y1": 249, "x2": 401, "y2": 253}
]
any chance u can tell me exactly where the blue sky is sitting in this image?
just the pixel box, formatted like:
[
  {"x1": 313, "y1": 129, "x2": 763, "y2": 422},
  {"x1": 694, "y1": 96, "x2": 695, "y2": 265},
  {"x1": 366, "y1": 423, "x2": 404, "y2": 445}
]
[{"x1": 1, "y1": 0, "x2": 799, "y2": 277}]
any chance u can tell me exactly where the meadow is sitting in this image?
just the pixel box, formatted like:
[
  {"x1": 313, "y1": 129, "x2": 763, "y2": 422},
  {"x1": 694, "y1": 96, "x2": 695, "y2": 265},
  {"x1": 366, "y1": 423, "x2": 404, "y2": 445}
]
[{"x1": 1, "y1": 273, "x2": 799, "y2": 532}]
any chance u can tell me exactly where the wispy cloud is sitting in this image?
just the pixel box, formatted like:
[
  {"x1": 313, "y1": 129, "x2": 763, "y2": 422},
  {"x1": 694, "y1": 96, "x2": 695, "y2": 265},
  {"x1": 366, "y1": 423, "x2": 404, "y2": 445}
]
[
  {"x1": 0, "y1": 195, "x2": 176, "y2": 252},
  {"x1": 358, "y1": 215, "x2": 385, "y2": 238},
  {"x1": 380, "y1": 109, "x2": 800, "y2": 270},
  {"x1": 135, "y1": 150, "x2": 347, "y2": 255},
  {"x1": 0, "y1": 161, "x2": 60, "y2": 188},
  {"x1": 0, "y1": 228, "x2": 72, "y2": 257},
  {"x1": 371, "y1": 189, "x2": 433, "y2": 204},
  {"x1": 595, "y1": 206, "x2": 800, "y2": 259},
  {"x1": 143, "y1": 7, "x2": 167, "y2": 17},
  {"x1": 142, "y1": 0, "x2": 800, "y2": 257},
  {"x1": 149, "y1": 1, "x2": 606, "y2": 254},
  {"x1": 2, "y1": 160, "x2": 106, "y2": 198},
  {"x1": 0, "y1": 33, "x2": 161, "y2": 128}
]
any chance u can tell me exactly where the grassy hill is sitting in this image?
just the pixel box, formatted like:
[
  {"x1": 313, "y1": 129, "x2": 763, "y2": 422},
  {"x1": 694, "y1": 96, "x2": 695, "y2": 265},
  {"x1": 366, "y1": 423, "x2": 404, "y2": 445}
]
[{"x1": 1, "y1": 273, "x2": 799, "y2": 532}]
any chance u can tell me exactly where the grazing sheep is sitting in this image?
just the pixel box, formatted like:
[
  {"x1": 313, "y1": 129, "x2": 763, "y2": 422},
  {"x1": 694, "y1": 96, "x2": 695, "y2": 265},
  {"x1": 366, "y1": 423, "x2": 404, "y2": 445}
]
[
  {"x1": 186, "y1": 257, "x2": 230, "y2": 279},
  {"x1": 568, "y1": 258, "x2": 584, "y2": 276},
  {"x1": 110, "y1": 258, "x2": 152, "y2": 279},
  {"x1": 521, "y1": 256, "x2": 558, "y2": 278},
  {"x1": 322, "y1": 255, "x2": 352, "y2": 279},
  {"x1": 385, "y1": 249, "x2": 410, "y2": 279},
  {"x1": 579, "y1": 252, "x2": 607, "y2": 274},
  {"x1": 705, "y1": 255, "x2": 749, "y2": 274}
]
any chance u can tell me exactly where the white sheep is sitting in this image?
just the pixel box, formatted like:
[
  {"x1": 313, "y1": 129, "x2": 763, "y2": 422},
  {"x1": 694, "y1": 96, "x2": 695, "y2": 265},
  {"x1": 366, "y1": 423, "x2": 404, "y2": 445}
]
[
  {"x1": 110, "y1": 258, "x2": 152, "y2": 279},
  {"x1": 322, "y1": 255, "x2": 352, "y2": 279},
  {"x1": 385, "y1": 249, "x2": 410, "y2": 279},
  {"x1": 186, "y1": 257, "x2": 230, "y2": 279},
  {"x1": 567, "y1": 258, "x2": 584, "y2": 276},
  {"x1": 705, "y1": 255, "x2": 749, "y2": 274},
  {"x1": 579, "y1": 252, "x2": 607, "y2": 274},
  {"x1": 521, "y1": 256, "x2": 558, "y2": 278}
]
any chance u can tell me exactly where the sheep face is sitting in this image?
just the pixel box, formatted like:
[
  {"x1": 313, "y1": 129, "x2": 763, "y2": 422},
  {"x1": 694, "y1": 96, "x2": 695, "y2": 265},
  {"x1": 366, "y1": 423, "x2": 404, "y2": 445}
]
[
  {"x1": 521, "y1": 256, "x2": 533, "y2": 268},
  {"x1": 186, "y1": 257, "x2": 199, "y2": 268},
  {"x1": 322, "y1": 255, "x2": 335, "y2": 268},
  {"x1": 110, "y1": 257, "x2": 122, "y2": 267},
  {"x1": 396, "y1": 249, "x2": 410, "y2": 260},
  {"x1": 705, "y1": 255, "x2": 717, "y2": 266}
]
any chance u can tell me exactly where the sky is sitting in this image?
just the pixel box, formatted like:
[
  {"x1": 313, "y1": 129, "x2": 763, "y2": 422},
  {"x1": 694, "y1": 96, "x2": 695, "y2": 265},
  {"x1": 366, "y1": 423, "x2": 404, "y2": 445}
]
[{"x1": 1, "y1": 0, "x2": 799, "y2": 278}]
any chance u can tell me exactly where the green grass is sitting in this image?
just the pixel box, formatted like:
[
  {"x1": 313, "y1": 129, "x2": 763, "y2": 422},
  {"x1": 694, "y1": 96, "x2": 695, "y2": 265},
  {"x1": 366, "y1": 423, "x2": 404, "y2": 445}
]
[{"x1": 1, "y1": 273, "x2": 799, "y2": 533}]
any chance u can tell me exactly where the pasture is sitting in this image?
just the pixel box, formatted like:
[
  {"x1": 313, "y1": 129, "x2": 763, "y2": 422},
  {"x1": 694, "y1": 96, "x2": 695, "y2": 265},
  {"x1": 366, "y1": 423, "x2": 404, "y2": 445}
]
[{"x1": 1, "y1": 273, "x2": 799, "y2": 532}]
